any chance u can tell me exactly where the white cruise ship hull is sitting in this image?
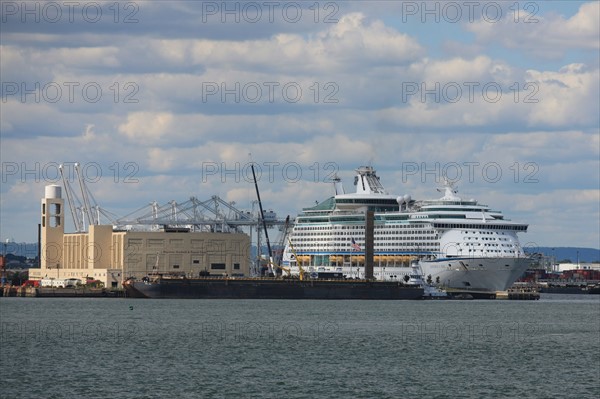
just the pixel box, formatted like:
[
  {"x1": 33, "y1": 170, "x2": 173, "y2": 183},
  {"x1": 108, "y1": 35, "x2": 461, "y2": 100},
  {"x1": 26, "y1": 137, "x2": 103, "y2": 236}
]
[
  {"x1": 285, "y1": 256, "x2": 531, "y2": 292},
  {"x1": 419, "y1": 257, "x2": 532, "y2": 292}
]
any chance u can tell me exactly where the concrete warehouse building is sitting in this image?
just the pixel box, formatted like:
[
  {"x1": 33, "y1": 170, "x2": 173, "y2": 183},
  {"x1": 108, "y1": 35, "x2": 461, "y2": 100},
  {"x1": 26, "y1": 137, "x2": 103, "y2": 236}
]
[{"x1": 29, "y1": 185, "x2": 251, "y2": 288}]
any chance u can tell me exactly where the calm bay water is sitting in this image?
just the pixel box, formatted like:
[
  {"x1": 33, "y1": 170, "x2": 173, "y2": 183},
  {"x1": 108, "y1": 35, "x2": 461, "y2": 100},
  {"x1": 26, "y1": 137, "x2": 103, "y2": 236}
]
[{"x1": 1, "y1": 294, "x2": 598, "y2": 399}]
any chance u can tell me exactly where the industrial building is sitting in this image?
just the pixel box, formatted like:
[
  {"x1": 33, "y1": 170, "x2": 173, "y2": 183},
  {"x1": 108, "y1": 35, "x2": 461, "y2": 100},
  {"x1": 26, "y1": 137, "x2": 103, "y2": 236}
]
[{"x1": 29, "y1": 185, "x2": 251, "y2": 288}]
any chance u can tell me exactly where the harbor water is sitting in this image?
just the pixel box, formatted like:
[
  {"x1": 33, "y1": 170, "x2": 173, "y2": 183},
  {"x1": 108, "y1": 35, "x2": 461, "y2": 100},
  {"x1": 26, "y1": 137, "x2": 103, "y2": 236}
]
[{"x1": 1, "y1": 294, "x2": 598, "y2": 398}]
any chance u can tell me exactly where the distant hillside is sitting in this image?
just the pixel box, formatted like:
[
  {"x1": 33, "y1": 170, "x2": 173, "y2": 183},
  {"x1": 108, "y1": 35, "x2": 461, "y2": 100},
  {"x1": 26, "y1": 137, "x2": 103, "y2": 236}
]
[
  {"x1": 528, "y1": 247, "x2": 600, "y2": 263},
  {"x1": 2, "y1": 242, "x2": 38, "y2": 258}
]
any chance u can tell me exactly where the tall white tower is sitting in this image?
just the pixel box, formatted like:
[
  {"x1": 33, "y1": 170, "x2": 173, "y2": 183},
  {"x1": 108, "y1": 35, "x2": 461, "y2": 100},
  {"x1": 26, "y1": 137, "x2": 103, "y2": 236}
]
[{"x1": 41, "y1": 185, "x2": 64, "y2": 270}]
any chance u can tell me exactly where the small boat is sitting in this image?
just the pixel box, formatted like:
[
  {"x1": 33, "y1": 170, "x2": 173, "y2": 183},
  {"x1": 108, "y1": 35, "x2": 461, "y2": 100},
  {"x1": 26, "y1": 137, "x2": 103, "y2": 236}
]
[{"x1": 407, "y1": 261, "x2": 449, "y2": 299}]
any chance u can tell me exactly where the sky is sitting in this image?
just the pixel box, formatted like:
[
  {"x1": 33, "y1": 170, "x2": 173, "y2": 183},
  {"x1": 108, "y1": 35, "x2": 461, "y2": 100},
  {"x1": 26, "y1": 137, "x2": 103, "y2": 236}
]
[{"x1": 1, "y1": 0, "x2": 599, "y2": 251}]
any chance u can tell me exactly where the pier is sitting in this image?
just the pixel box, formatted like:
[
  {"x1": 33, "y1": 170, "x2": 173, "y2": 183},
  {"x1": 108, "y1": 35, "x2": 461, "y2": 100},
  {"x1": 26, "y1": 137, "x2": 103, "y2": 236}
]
[
  {"x1": 2, "y1": 286, "x2": 127, "y2": 298},
  {"x1": 499, "y1": 289, "x2": 540, "y2": 300},
  {"x1": 444, "y1": 288, "x2": 540, "y2": 300}
]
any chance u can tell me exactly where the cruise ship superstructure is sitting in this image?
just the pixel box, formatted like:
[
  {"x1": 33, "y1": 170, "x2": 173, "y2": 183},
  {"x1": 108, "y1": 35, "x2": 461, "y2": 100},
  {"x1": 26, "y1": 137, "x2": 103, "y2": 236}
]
[{"x1": 282, "y1": 166, "x2": 531, "y2": 292}]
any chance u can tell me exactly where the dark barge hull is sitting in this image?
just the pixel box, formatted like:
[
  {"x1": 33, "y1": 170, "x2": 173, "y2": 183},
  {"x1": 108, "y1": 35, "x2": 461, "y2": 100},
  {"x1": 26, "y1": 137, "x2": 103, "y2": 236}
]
[
  {"x1": 124, "y1": 278, "x2": 424, "y2": 299},
  {"x1": 539, "y1": 286, "x2": 598, "y2": 294}
]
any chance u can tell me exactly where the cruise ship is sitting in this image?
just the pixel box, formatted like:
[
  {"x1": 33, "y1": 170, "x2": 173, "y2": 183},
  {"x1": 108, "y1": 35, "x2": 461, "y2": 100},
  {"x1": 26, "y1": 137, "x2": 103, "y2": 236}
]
[{"x1": 282, "y1": 166, "x2": 532, "y2": 292}]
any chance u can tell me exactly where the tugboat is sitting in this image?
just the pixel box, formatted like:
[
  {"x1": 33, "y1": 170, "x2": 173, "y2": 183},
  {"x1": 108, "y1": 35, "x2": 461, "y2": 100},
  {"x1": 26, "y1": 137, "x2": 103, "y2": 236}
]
[{"x1": 407, "y1": 261, "x2": 448, "y2": 299}]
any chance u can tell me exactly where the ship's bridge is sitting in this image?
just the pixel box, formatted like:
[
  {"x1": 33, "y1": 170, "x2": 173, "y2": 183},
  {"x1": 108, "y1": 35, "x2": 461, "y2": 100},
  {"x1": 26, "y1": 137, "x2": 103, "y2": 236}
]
[
  {"x1": 333, "y1": 166, "x2": 401, "y2": 212},
  {"x1": 353, "y1": 166, "x2": 387, "y2": 195},
  {"x1": 334, "y1": 194, "x2": 399, "y2": 212},
  {"x1": 302, "y1": 166, "x2": 402, "y2": 213}
]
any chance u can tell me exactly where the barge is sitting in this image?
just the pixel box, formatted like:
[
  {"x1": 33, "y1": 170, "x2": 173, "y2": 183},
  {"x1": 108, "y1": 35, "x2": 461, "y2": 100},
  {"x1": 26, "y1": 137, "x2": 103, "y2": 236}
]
[{"x1": 123, "y1": 276, "x2": 424, "y2": 299}]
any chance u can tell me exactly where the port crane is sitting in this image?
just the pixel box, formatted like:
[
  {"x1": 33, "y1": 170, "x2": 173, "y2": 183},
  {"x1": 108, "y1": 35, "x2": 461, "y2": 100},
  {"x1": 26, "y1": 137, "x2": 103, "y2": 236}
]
[
  {"x1": 287, "y1": 238, "x2": 305, "y2": 280},
  {"x1": 56, "y1": 161, "x2": 289, "y2": 276},
  {"x1": 115, "y1": 195, "x2": 286, "y2": 232},
  {"x1": 59, "y1": 164, "x2": 84, "y2": 232},
  {"x1": 251, "y1": 163, "x2": 275, "y2": 277},
  {"x1": 59, "y1": 163, "x2": 119, "y2": 231},
  {"x1": 272, "y1": 215, "x2": 291, "y2": 276}
]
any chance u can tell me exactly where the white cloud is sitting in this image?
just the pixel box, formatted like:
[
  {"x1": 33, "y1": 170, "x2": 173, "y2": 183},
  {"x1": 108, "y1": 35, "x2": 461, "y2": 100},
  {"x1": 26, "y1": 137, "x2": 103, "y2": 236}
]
[
  {"x1": 526, "y1": 64, "x2": 599, "y2": 126},
  {"x1": 420, "y1": 56, "x2": 503, "y2": 83},
  {"x1": 486, "y1": 189, "x2": 600, "y2": 248},
  {"x1": 1, "y1": 4, "x2": 599, "y2": 249},
  {"x1": 466, "y1": 2, "x2": 600, "y2": 58},
  {"x1": 179, "y1": 12, "x2": 425, "y2": 74},
  {"x1": 118, "y1": 112, "x2": 175, "y2": 141},
  {"x1": 482, "y1": 130, "x2": 600, "y2": 164},
  {"x1": 377, "y1": 60, "x2": 599, "y2": 130}
]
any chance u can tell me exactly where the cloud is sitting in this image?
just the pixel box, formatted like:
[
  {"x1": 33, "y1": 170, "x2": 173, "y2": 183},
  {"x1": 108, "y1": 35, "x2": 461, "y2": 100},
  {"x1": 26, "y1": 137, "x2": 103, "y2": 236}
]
[
  {"x1": 376, "y1": 60, "x2": 599, "y2": 130},
  {"x1": 487, "y1": 189, "x2": 600, "y2": 248},
  {"x1": 1, "y1": 4, "x2": 598, "y2": 249},
  {"x1": 466, "y1": 2, "x2": 600, "y2": 58},
  {"x1": 118, "y1": 112, "x2": 175, "y2": 141},
  {"x1": 482, "y1": 130, "x2": 600, "y2": 164},
  {"x1": 180, "y1": 12, "x2": 425, "y2": 74},
  {"x1": 526, "y1": 64, "x2": 600, "y2": 126}
]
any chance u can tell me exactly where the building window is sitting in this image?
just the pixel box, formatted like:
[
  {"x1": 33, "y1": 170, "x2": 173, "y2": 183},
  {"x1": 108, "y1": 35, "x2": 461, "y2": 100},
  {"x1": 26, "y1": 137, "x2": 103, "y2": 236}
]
[
  {"x1": 169, "y1": 239, "x2": 184, "y2": 248},
  {"x1": 233, "y1": 263, "x2": 240, "y2": 270},
  {"x1": 173, "y1": 265, "x2": 180, "y2": 269},
  {"x1": 211, "y1": 263, "x2": 226, "y2": 270},
  {"x1": 193, "y1": 260, "x2": 200, "y2": 264},
  {"x1": 148, "y1": 239, "x2": 164, "y2": 249}
]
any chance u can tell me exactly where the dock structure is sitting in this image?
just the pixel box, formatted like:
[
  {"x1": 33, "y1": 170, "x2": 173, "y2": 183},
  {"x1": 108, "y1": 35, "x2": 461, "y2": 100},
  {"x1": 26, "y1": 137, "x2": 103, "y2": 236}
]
[
  {"x1": 29, "y1": 184, "x2": 279, "y2": 289},
  {"x1": 444, "y1": 288, "x2": 540, "y2": 300},
  {"x1": 2, "y1": 285, "x2": 126, "y2": 297},
  {"x1": 504, "y1": 289, "x2": 540, "y2": 300}
]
